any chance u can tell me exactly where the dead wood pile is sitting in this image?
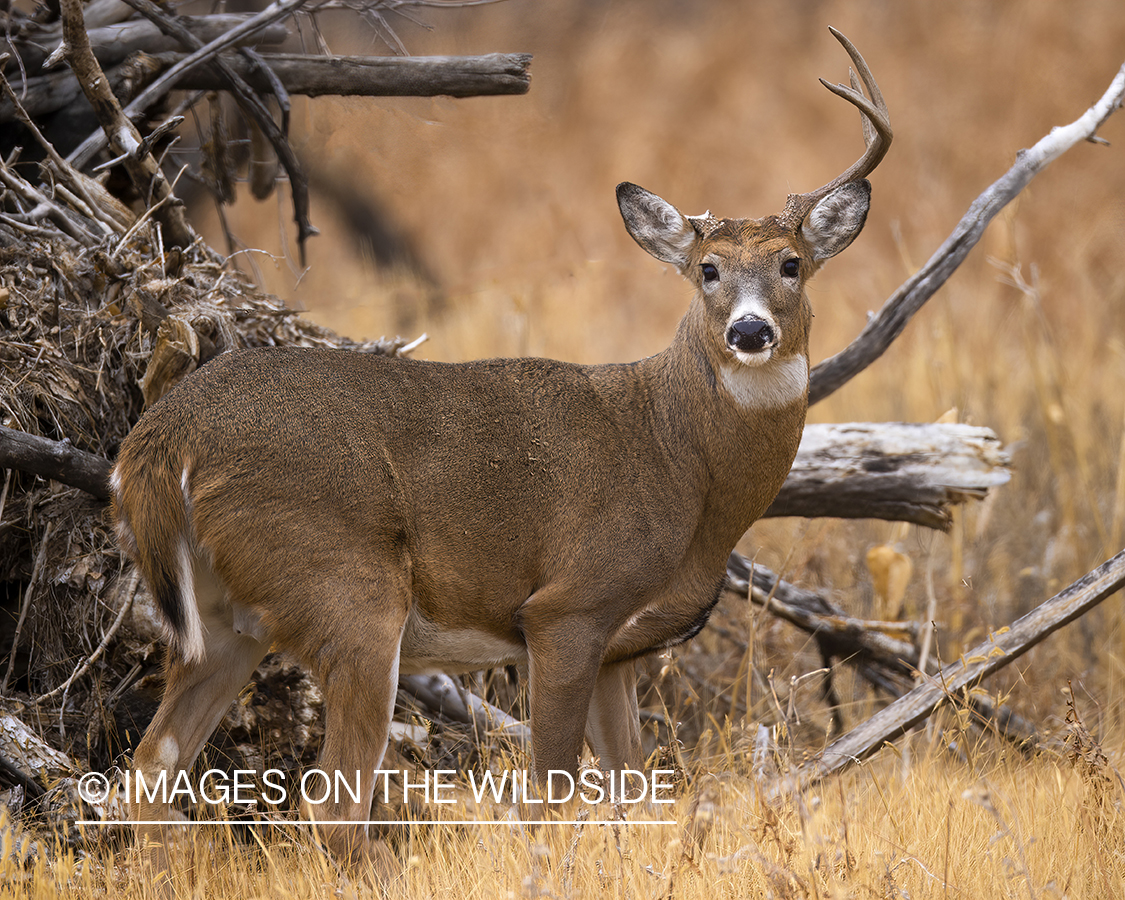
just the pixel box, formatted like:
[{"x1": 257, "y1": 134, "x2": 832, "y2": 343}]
[{"x1": 0, "y1": 209, "x2": 429, "y2": 837}]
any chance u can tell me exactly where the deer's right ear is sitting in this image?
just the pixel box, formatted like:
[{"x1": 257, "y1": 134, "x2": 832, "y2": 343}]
[{"x1": 617, "y1": 183, "x2": 698, "y2": 268}]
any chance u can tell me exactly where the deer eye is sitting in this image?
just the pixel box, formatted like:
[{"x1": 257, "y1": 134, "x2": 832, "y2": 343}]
[
  {"x1": 701, "y1": 263, "x2": 719, "y2": 283},
  {"x1": 781, "y1": 258, "x2": 800, "y2": 278}
]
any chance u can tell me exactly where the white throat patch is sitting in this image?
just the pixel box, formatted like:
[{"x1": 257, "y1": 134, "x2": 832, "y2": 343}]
[{"x1": 719, "y1": 354, "x2": 809, "y2": 410}]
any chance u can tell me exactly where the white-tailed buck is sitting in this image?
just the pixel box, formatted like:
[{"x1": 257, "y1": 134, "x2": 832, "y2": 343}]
[{"x1": 113, "y1": 27, "x2": 890, "y2": 878}]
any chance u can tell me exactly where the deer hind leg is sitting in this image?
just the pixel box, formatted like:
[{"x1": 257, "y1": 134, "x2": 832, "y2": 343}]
[
  {"x1": 285, "y1": 568, "x2": 409, "y2": 882},
  {"x1": 130, "y1": 558, "x2": 268, "y2": 881},
  {"x1": 585, "y1": 659, "x2": 642, "y2": 775}
]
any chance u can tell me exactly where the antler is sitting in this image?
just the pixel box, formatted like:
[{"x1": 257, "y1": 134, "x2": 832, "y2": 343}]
[{"x1": 781, "y1": 28, "x2": 892, "y2": 226}]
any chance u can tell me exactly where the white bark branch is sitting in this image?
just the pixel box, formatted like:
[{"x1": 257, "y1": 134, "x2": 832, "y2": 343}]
[{"x1": 809, "y1": 56, "x2": 1125, "y2": 405}]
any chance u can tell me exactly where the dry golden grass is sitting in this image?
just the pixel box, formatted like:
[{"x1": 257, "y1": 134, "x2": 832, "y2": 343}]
[
  {"x1": 5, "y1": 708, "x2": 1124, "y2": 898},
  {"x1": 11, "y1": 0, "x2": 1125, "y2": 896}
]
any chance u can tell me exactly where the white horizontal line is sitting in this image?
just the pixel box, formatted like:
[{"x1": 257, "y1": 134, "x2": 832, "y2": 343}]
[{"x1": 77, "y1": 819, "x2": 675, "y2": 827}]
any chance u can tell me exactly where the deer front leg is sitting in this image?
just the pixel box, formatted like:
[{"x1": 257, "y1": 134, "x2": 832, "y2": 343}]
[{"x1": 522, "y1": 610, "x2": 607, "y2": 808}]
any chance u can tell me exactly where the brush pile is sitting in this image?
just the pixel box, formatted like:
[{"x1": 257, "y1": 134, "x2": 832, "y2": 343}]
[{"x1": 0, "y1": 142, "x2": 429, "y2": 840}]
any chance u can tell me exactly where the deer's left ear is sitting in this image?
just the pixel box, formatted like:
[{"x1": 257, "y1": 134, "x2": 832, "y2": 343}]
[{"x1": 801, "y1": 180, "x2": 871, "y2": 262}]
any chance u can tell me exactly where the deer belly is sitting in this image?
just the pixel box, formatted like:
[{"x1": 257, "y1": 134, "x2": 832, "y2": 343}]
[{"x1": 398, "y1": 607, "x2": 527, "y2": 674}]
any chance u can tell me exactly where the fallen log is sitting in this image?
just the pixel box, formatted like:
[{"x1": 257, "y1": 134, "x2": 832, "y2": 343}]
[{"x1": 764, "y1": 422, "x2": 1010, "y2": 530}]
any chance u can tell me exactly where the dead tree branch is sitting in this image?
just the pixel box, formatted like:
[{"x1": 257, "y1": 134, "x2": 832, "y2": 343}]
[
  {"x1": 59, "y1": 0, "x2": 195, "y2": 249},
  {"x1": 0, "y1": 426, "x2": 112, "y2": 500},
  {"x1": 66, "y1": 0, "x2": 310, "y2": 170},
  {"x1": 149, "y1": 51, "x2": 534, "y2": 99},
  {"x1": 808, "y1": 57, "x2": 1125, "y2": 405},
  {"x1": 0, "y1": 16, "x2": 288, "y2": 121},
  {"x1": 775, "y1": 547, "x2": 1125, "y2": 793},
  {"x1": 32, "y1": 571, "x2": 139, "y2": 707},
  {"x1": 116, "y1": 0, "x2": 317, "y2": 262}
]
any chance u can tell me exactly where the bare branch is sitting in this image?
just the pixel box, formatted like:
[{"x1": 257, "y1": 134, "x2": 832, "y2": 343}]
[
  {"x1": 0, "y1": 159, "x2": 101, "y2": 245},
  {"x1": 775, "y1": 547, "x2": 1125, "y2": 792},
  {"x1": 59, "y1": 0, "x2": 195, "y2": 248},
  {"x1": 0, "y1": 425, "x2": 112, "y2": 500},
  {"x1": 809, "y1": 56, "x2": 1125, "y2": 405},
  {"x1": 66, "y1": 0, "x2": 310, "y2": 170},
  {"x1": 33, "y1": 571, "x2": 140, "y2": 707},
  {"x1": 116, "y1": 0, "x2": 318, "y2": 261},
  {"x1": 1, "y1": 523, "x2": 54, "y2": 696}
]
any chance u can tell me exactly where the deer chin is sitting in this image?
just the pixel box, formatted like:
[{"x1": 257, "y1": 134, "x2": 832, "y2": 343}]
[
  {"x1": 729, "y1": 345, "x2": 775, "y2": 368},
  {"x1": 719, "y1": 353, "x2": 808, "y2": 410}
]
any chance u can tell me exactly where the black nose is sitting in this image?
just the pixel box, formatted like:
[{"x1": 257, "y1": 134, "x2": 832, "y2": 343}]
[{"x1": 726, "y1": 317, "x2": 775, "y2": 353}]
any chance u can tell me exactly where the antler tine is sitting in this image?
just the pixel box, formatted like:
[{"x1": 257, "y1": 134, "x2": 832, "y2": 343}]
[
  {"x1": 826, "y1": 26, "x2": 889, "y2": 125},
  {"x1": 782, "y1": 28, "x2": 892, "y2": 225}
]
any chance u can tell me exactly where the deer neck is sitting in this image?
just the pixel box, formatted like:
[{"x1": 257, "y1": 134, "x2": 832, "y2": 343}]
[{"x1": 633, "y1": 301, "x2": 810, "y2": 543}]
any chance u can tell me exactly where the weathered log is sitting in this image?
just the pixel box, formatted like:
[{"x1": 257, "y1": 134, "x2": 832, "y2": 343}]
[
  {"x1": 765, "y1": 422, "x2": 1010, "y2": 530},
  {"x1": 0, "y1": 701, "x2": 75, "y2": 781},
  {"x1": 777, "y1": 547, "x2": 1125, "y2": 792},
  {"x1": 147, "y1": 51, "x2": 535, "y2": 99}
]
